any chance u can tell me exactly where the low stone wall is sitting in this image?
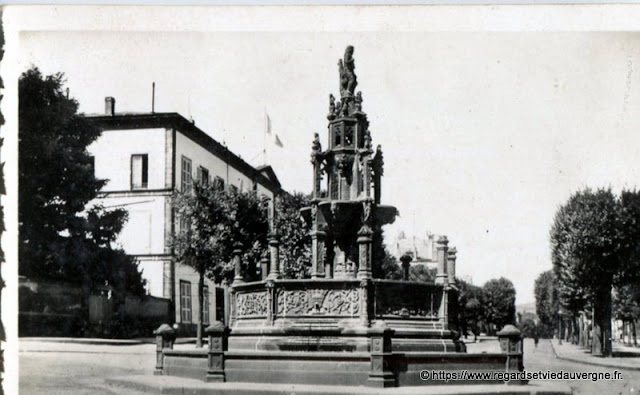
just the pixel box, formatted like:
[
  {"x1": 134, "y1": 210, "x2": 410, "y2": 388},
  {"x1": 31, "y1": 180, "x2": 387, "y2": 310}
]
[
  {"x1": 160, "y1": 348, "x2": 515, "y2": 386},
  {"x1": 154, "y1": 322, "x2": 525, "y2": 387}
]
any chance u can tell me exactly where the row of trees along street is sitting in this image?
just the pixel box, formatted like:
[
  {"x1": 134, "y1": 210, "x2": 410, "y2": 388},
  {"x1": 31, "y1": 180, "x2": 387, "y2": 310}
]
[{"x1": 536, "y1": 188, "x2": 640, "y2": 357}]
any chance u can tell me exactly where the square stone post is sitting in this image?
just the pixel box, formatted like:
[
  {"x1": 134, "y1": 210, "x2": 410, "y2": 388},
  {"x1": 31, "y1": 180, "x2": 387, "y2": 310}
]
[
  {"x1": 447, "y1": 247, "x2": 457, "y2": 286},
  {"x1": 359, "y1": 279, "x2": 371, "y2": 327},
  {"x1": 311, "y1": 221, "x2": 326, "y2": 279},
  {"x1": 436, "y1": 236, "x2": 449, "y2": 328},
  {"x1": 357, "y1": 226, "x2": 373, "y2": 280},
  {"x1": 232, "y1": 241, "x2": 244, "y2": 284},
  {"x1": 367, "y1": 322, "x2": 396, "y2": 388},
  {"x1": 267, "y1": 234, "x2": 281, "y2": 280},
  {"x1": 153, "y1": 324, "x2": 176, "y2": 375},
  {"x1": 325, "y1": 236, "x2": 334, "y2": 279},
  {"x1": 205, "y1": 321, "x2": 228, "y2": 382},
  {"x1": 435, "y1": 236, "x2": 449, "y2": 285}
]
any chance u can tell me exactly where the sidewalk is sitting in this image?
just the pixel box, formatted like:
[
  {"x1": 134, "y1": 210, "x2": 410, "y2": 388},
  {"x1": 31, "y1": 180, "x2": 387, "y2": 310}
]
[
  {"x1": 20, "y1": 336, "x2": 199, "y2": 345},
  {"x1": 107, "y1": 375, "x2": 572, "y2": 395},
  {"x1": 550, "y1": 339, "x2": 640, "y2": 371}
]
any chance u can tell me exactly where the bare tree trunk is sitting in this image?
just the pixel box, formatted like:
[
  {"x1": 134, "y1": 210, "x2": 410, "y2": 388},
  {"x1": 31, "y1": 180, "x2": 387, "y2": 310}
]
[
  {"x1": 196, "y1": 264, "x2": 204, "y2": 348},
  {"x1": 592, "y1": 282, "x2": 613, "y2": 357}
]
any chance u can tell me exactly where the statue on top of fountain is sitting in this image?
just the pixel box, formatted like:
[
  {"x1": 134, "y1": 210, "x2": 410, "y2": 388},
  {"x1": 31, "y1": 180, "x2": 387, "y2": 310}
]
[{"x1": 338, "y1": 45, "x2": 358, "y2": 99}]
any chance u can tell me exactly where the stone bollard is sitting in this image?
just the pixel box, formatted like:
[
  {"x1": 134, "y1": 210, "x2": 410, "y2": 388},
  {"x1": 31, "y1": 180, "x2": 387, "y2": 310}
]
[
  {"x1": 153, "y1": 324, "x2": 176, "y2": 375},
  {"x1": 367, "y1": 322, "x2": 396, "y2": 388},
  {"x1": 497, "y1": 324, "x2": 525, "y2": 383},
  {"x1": 205, "y1": 321, "x2": 228, "y2": 382}
]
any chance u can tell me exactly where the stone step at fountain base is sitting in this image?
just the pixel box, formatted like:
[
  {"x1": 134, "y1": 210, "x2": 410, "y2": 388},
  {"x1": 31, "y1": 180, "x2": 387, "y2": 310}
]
[{"x1": 160, "y1": 349, "x2": 532, "y2": 388}]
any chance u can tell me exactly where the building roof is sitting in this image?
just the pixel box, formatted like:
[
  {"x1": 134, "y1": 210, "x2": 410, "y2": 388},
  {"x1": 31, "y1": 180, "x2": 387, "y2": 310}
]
[
  {"x1": 255, "y1": 165, "x2": 282, "y2": 190},
  {"x1": 84, "y1": 112, "x2": 283, "y2": 195}
]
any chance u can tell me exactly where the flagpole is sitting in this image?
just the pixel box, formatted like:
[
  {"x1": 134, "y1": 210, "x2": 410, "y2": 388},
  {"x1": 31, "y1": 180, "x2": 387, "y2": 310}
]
[{"x1": 263, "y1": 109, "x2": 267, "y2": 166}]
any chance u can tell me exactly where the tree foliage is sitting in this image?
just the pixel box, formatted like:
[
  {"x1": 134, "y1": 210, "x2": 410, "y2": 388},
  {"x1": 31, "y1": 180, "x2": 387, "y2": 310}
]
[
  {"x1": 172, "y1": 183, "x2": 268, "y2": 284},
  {"x1": 19, "y1": 67, "x2": 144, "y2": 297},
  {"x1": 534, "y1": 270, "x2": 559, "y2": 336},
  {"x1": 482, "y1": 277, "x2": 516, "y2": 334},
  {"x1": 409, "y1": 264, "x2": 436, "y2": 282},
  {"x1": 377, "y1": 247, "x2": 403, "y2": 280},
  {"x1": 456, "y1": 279, "x2": 485, "y2": 339},
  {"x1": 276, "y1": 193, "x2": 311, "y2": 279}
]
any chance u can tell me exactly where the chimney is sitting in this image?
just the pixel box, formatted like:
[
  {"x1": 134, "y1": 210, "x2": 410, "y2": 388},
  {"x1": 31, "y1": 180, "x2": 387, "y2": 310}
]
[{"x1": 105, "y1": 97, "x2": 116, "y2": 116}]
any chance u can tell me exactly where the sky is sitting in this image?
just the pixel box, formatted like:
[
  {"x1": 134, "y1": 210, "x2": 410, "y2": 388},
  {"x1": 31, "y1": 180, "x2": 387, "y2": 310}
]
[{"x1": 9, "y1": 7, "x2": 640, "y2": 306}]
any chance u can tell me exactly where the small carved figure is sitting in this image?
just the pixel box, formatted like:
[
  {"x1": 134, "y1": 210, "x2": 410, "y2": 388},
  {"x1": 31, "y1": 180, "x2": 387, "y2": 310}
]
[
  {"x1": 355, "y1": 91, "x2": 363, "y2": 112},
  {"x1": 329, "y1": 94, "x2": 335, "y2": 114},
  {"x1": 372, "y1": 145, "x2": 384, "y2": 177},
  {"x1": 311, "y1": 132, "x2": 321, "y2": 154},
  {"x1": 362, "y1": 201, "x2": 372, "y2": 224}
]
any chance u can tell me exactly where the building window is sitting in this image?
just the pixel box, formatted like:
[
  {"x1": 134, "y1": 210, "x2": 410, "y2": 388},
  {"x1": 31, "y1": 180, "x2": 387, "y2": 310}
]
[
  {"x1": 197, "y1": 166, "x2": 209, "y2": 186},
  {"x1": 203, "y1": 285, "x2": 210, "y2": 325},
  {"x1": 180, "y1": 280, "x2": 192, "y2": 323},
  {"x1": 131, "y1": 154, "x2": 148, "y2": 189},
  {"x1": 213, "y1": 176, "x2": 225, "y2": 191},
  {"x1": 230, "y1": 184, "x2": 239, "y2": 194},
  {"x1": 181, "y1": 156, "x2": 192, "y2": 193}
]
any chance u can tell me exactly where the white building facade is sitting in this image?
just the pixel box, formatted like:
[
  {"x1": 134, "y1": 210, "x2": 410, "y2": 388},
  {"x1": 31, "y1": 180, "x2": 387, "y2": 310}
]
[{"x1": 85, "y1": 98, "x2": 282, "y2": 330}]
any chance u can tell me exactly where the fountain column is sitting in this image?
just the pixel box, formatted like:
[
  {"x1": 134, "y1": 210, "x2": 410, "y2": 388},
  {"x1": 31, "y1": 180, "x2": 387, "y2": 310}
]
[
  {"x1": 232, "y1": 242, "x2": 244, "y2": 284},
  {"x1": 435, "y1": 236, "x2": 449, "y2": 285},
  {"x1": 267, "y1": 235, "x2": 281, "y2": 280},
  {"x1": 436, "y1": 236, "x2": 449, "y2": 328},
  {"x1": 311, "y1": 229, "x2": 326, "y2": 279},
  {"x1": 267, "y1": 197, "x2": 281, "y2": 280},
  {"x1": 357, "y1": 226, "x2": 373, "y2": 279},
  {"x1": 447, "y1": 247, "x2": 457, "y2": 286}
]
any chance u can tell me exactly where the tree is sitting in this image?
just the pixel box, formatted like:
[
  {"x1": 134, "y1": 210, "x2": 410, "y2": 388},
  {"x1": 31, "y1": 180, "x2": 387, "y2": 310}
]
[
  {"x1": 172, "y1": 183, "x2": 268, "y2": 346},
  {"x1": 550, "y1": 188, "x2": 620, "y2": 356},
  {"x1": 376, "y1": 246, "x2": 403, "y2": 280},
  {"x1": 275, "y1": 193, "x2": 311, "y2": 279},
  {"x1": 534, "y1": 270, "x2": 559, "y2": 338},
  {"x1": 409, "y1": 264, "x2": 436, "y2": 282},
  {"x1": 19, "y1": 68, "x2": 144, "y2": 300},
  {"x1": 482, "y1": 277, "x2": 516, "y2": 335},
  {"x1": 456, "y1": 279, "x2": 484, "y2": 340},
  {"x1": 517, "y1": 315, "x2": 538, "y2": 339}
]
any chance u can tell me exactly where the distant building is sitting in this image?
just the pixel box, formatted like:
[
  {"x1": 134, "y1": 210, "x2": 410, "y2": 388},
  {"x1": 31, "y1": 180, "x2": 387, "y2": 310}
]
[
  {"x1": 84, "y1": 97, "x2": 283, "y2": 331},
  {"x1": 391, "y1": 231, "x2": 439, "y2": 268}
]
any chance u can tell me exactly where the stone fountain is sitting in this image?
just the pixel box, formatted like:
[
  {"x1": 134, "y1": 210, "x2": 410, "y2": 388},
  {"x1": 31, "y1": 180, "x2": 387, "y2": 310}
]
[{"x1": 155, "y1": 46, "x2": 526, "y2": 388}]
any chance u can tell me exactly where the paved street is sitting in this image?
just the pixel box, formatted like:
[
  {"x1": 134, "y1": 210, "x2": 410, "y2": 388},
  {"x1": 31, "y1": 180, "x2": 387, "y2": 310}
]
[
  {"x1": 524, "y1": 338, "x2": 640, "y2": 395},
  {"x1": 19, "y1": 340, "x2": 155, "y2": 394},
  {"x1": 18, "y1": 338, "x2": 640, "y2": 394}
]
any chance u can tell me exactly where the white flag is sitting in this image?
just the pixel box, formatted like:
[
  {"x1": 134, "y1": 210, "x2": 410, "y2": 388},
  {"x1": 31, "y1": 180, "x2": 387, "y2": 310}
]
[{"x1": 274, "y1": 134, "x2": 283, "y2": 148}]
